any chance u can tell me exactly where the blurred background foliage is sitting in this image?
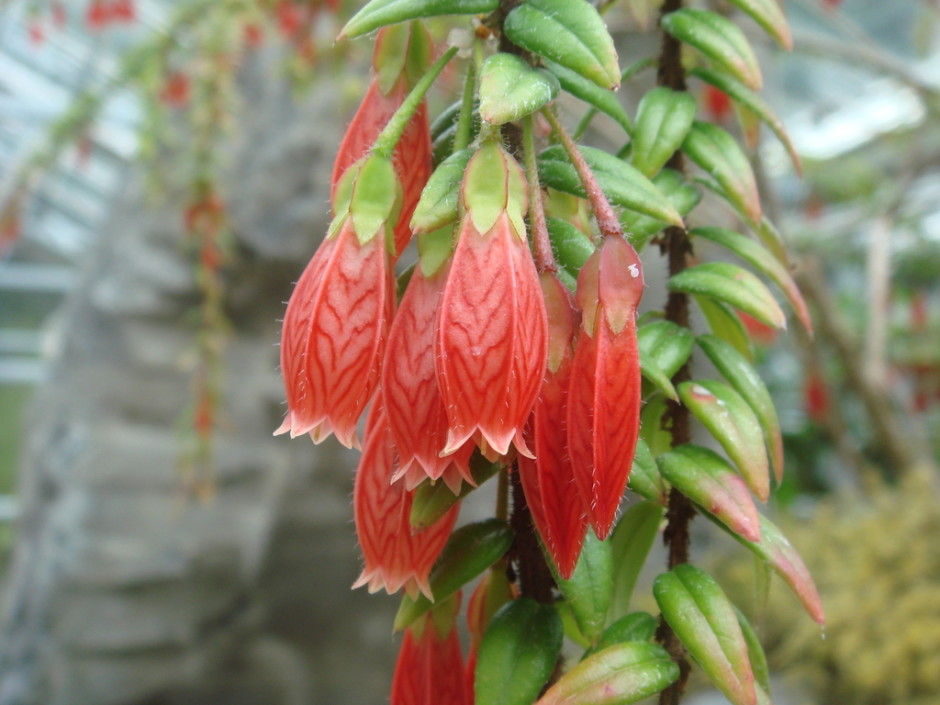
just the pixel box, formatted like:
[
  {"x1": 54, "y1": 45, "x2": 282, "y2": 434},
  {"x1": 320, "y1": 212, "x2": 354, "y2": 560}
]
[{"x1": 0, "y1": 0, "x2": 938, "y2": 703}]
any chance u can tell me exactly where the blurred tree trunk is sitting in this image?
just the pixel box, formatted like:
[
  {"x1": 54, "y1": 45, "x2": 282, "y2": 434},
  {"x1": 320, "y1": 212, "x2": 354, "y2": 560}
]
[{"x1": 0, "y1": 61, "x2": 395, "y2": 705}]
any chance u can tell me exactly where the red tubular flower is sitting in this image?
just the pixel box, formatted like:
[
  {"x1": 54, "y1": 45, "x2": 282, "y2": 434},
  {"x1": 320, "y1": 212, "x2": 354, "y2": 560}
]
[
  {"x1": 276, "y1": 155, "x2": 399, "y2": 448},
  {"x1": 331, "y1": 25, "x2": 433, "y2": 257},
  {"x1": 567, "y1": 235, "x2": 644, "y2": 540},
  {"x1": 391, "y1": 607, "x2": 473, "y2": 705},
  {"x1": 277, "y1": 218, "x2": 391, "y2": 447},
  {"x1": 436, "y1": 142, "x2": 547, "y2": 459},
  {"x1": 382, "y1": 265, "x2": 474, "y2": 493},
  {"x1": 518, "y1": 273, "x2": 588, "y2": 579},
  {"x1": 352, "y1": 411, "x2": 459, "y2": 599}
]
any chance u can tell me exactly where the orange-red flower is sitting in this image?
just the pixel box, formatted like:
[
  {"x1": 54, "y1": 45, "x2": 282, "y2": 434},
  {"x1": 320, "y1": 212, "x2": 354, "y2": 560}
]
[
  {"x1": 518, "y1": 273, "x2": 588, "y2": 579},
  {"x1": 276, "y1": 211, "x2": 393, "y2": 448},
  {"x1": 352, "y1": 409, "x2": 459, "y2": 599},
  {"x1": 382, "y1": 265, "x2": 474, "y2": 492},
  {"x1": 567, "y1": 235, "x2": 644, "y2": 540},
  {"x1": 435, "y1": 142, "x2": 547, "y2": 459}
]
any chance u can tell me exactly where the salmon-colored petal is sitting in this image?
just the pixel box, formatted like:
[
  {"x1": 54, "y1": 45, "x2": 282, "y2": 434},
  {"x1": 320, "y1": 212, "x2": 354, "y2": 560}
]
[
  {"x1": 353, "y1": 413, "x2": 460, "y2": 599},
  {"x1": 391, "y1": 616, "x2": 473, "y2": 705}
]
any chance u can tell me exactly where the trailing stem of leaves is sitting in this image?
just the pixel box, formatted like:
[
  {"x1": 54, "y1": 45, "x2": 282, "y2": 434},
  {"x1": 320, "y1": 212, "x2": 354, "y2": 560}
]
[{"x1": 654, "y1": 0, "x2": 695, "y2": 703}]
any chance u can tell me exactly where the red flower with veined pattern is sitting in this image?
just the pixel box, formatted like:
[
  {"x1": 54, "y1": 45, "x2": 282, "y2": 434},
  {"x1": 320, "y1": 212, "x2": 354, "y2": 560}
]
[
  {"x1": 352, "y1": 409, "x2": 459, "y2": 599},
  {"x1": 567, "y1": 235, "x2": 644, "y2": 540},
  {"x1": 382, "y1": 264, "x2": 474, "y2": 493},
  {"x1": 518, "y1": 272, "x2": 588, "y2": 578},
  {"x1": 435, "y1": 142, "x2": 547, "y2": 459}
]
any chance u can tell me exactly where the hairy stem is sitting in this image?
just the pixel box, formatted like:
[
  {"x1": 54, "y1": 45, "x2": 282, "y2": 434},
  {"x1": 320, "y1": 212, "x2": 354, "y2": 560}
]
[
  {"x1": 522, "y1": 114, "x2": 557, "y2": 273},
  {"x1": 655, "y1": 0, "x2": 695, "y2": 703}
]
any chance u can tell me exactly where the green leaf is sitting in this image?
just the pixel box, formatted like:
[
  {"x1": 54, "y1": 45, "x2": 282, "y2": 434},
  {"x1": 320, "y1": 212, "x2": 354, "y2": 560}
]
[
  {"x1": 536, "y1": 641, "x2": 679, "y2": 705},
  {"x1": 638, "y1": 319, "x2": 695, "y2": 401},
  {"x1": 690, "y1": 67, "x2": 801, "y2": 175},
  {"x1": 734, "y1": 606, "x2": 771, "y2": 695},
  {"x1": 710, "y1": 513, "x2": 825, "y2": 625},
  {"x1": 504, "y1": 0, "x2": 620, "y2": 89},
  {"x1": 547, "y1": 216, "x2": 596, "y2": 276},
  {"x1": 696, "y1": 334, "x2": 784, "y2": 483},
  {"x1": 341, "y1": 0, "x2": 498, "y2": 38},
  {"x1": 621, "y1": 169, "x2": 701, "y2": 249},
  {"x1": 694, "y1": 296, "x2": 753, "y2": 361},
  {"x1": 661, "y1": 8, "x2": 762, "y2": 90},
  {"x1": 544, "y1": 59, "x2": 632, "y2": 136},
  {"x1": 670, "y1": 262, "x2": 786, "y2": 330},
  {"x1": 588, "y1": 613, "x2": 658, "y2": 657},
  {"x1": 682, "y1": 121, "x2": 762, "y2": 224},
  {"x1": 610, "y1": 501, "x2": 664, "y2": 619},
  {"x1": 691, "y1": 226, "x2": 810, "y2": 333},
  {"x1": 678, "y1": 380, "x2": 771, "y2": 501},
  {"x1": 480, "y1": 53, "x2": 560, "y2": 126},
  {"x1": 394, "y1": 519, "x2": 513, "y2": 631},
  {"x1": 626, "y1": 439, "x2": 668, "y2": 505},
  {"x1": 639, "y1": 394, "x2": 672, "y2": 457},
  {"x1": 631, "y1": 87, "x2": 697, "y2": 178},
  {"x1": 411, "y1": 148, "x2": 472, "y2": 235},
  {"x1": 409, "y1": 455, "x2": 499, "y2": 529},
  {"x1": 476, "y1": 598, "x2": 563, "y2": 705},
  {"x1": 724, "y1": 0, "x2": 792, "y2": 50},
  {"x1": 654, "y1": 565, "x2": 758, "y2": 705},
  {"x1": 656, "y1": 445, "x2": 761, "y2": 542},
  {"x1": 539, "y1": 145, "x2": 683, "y2": 226},
  {"x1": 552, "y1": 531, "x2": 613, "y2": 643}
]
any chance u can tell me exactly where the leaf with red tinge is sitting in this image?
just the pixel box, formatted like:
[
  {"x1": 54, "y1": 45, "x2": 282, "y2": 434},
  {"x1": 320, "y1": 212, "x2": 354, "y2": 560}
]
[
  {"x1": 654, "y1": 565, "x2": 758, "y2": 705},
  {"x1": 670, "y1": 262, "x2": 786, "y2": 331},
  {"x1": 662, "y1": 8, "x2": 763, "y2": 90},
  {"x1": 697, "y1": 334, "x2": 785, "y2": 483},
  {"x1": 657, "y1": 445, "x2": 761, "y2": 542},
  {"x1": 691, "y1": 226, "x2": 810, "y2": 333},
  {"x1": 714, "y1": 513, "x2": 825, "y2": 625},
  {"x1": 695, "y1": 296, "x2": 754, "y2": 361},
  {"x1": 682, "y1": 121, "x2": 762, "y2": 224},
  {"x1": 678, "y1": 380, "x2": 771, "y2": 502},
  {"x1": 724, "y1": 0, "x2": 792, "y2": 50},
  {"x1": 535, "y1": 641, "x2": 678, "y2": 705}
]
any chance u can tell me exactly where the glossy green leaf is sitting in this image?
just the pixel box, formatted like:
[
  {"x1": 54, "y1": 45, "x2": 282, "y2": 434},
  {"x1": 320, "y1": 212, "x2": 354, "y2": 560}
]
[
  {"x1": 480, "y1": 53, "x2": 559, "y2": 126},
  {"x1": 654, "y1": 565, "x2": 758, "y2": 705},
  {"x1": 714, "y1": 513, "x2": 825, "y2": 625},
  {"x1": 544, "y1": 59, "x2": 633, "y2": 135},
  {"x1": 691, "y1": 226, "x2": 810, "y2": 332},
  {"x1": 670, "y1": 262, "x2": 785, "y2": 330},
  {"x1": 682, "y1": 121, "x2": 762, "y2": 224},
  {"x1": 661, "y1": 8, "x2": 762, "y2": 90},
  {"x1": 411, "y1": 148, "x2": 472, "y2": 235},
  {"x1": 504, "y1": 0, "x2": 620, "y2": 89},
  {"x1": 341, "y1": 0, "x2": 498, "y2": 38},
  {"x1": 724, "y1": 0, "x2": 792, "y2": 50},
  {"x1": 394, "y1": 519, "x2": 513, "y2": 630},
  {"x1": 409, "y1": 455, "x2": 499, "y2": 529},
  {"x1": 694, "y1": 296, "x2": 753, "y2": 361},
  {"x1": 678, "y1": 380, "x2": 770, "y2": 501},
  {"x1": 691, "y1": 67, "x2": 801, "y2": 175},
  {"x1": 626, "y1": 439, "x2": 668, "y2": 505},
  {"x1": 631, "y1": 87, "x2": 697, "y2": 178},
  {"x1": 552, "y1": 531, "x2": 613, "y2": 643},
  {"x1": 588, "y1": 612, "x2": 658, "y2": 658},
  {"x1": 638, "y1": 319, "x2": 695, "y2": 401},
  {"x1": 610, "y1": 501, "x2": 664, "y2": 619},
  {"x1": 734, "y1": 606, "x2": 771, "y2": 695},
  {"x1": 536, "y1": 641, "x2": 679, "y2": 705},
  {"x1": 538, "y1": 145, "x2": 683, "y2": 226},
  {"x1": 547, "y1": 216, "x2": 596, "y2": 274},
  {"x1": 696, "y1": 334, "x2": 784, "y2": 483},
  {"x1": 476, "y1": 598, "x2": 563, "y2": 705},
  {"x1": 657, "y1": 445, "x2": 761, "y2": 542},
  {"x1": 621, "y1": 169, "x2": 701, "y2": 249}
]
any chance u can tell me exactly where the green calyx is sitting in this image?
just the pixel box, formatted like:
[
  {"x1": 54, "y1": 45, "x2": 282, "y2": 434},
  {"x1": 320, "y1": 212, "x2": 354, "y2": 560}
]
[
  {"x1": 346, "y1": 155, "x2": 402, "y2": 248},
  {"x1": 373, "y1": 21, "x2": 433, "y2": 95},
  {"x1": 460, "y1": 140, "x2": 528, "y2": 239}
]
